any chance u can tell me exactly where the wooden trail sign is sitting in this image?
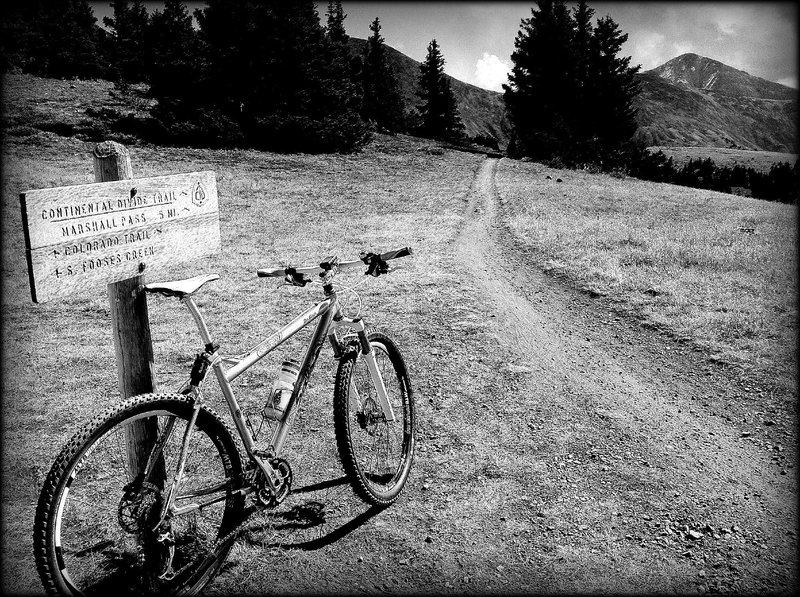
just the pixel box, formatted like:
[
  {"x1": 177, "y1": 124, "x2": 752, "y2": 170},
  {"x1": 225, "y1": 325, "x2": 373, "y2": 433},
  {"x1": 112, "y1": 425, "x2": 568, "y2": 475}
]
[
  {"x1": 17, "y1": 141, "x2": 223, "y2": 485},
  {"x1": 20, "y1": 170, "x2": 221, "y2": 303}
]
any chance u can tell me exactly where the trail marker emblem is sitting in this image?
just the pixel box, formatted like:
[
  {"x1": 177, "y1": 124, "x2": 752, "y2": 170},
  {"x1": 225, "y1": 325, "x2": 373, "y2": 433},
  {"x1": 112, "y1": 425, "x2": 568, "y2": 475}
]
[{"x1": 192, "y1": 181, "x2": 207, "y2": 207}]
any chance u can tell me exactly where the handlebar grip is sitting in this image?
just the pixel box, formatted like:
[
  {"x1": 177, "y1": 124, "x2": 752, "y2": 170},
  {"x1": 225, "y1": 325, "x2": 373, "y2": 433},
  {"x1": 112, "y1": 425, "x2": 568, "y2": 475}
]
[
  {"x1": 380, "y1": 247, "x2": 413, "y2": 261},
  {"x1": 257, "y1": 267, "x2": 285, "y2": 278}
]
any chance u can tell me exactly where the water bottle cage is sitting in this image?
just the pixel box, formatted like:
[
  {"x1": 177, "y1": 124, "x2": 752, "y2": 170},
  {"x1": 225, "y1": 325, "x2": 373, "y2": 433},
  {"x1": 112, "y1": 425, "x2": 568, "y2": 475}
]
[
  {"x1": 360, "y1": 252, "x2": 389, "y2": 277},
  {"x1": 271, "y1": 388, "x2": 282, "y2": 408}
]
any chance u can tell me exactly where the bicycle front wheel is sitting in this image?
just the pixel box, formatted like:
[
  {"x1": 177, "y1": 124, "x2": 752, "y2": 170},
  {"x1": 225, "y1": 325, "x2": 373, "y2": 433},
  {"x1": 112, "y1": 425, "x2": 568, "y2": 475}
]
[
  {"x1": 33, "y1": 394, "x2": 245, "y2": 596},
  {"x1": 334, "y1": 332, "x2": 415, "y2": 506}
]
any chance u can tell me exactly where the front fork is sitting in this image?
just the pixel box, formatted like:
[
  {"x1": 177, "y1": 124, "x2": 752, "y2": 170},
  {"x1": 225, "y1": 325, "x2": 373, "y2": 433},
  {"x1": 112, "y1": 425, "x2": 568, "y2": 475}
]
[{"x1": 331, "y1": 316, "x2": 396, "y2": 423}]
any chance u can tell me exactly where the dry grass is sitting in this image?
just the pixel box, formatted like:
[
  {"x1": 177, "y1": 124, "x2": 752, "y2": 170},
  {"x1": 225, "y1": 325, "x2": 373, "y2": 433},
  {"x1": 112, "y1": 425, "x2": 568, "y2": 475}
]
[
  {"x1": 495, "y1": 158, "x2": 797, "y2": 391},
  {"x1": 0, "y1": 132, "x2": 487, "y2": 594},
  {"x1": 2, "y1": 126, "x2": 795, "y2": 594}
]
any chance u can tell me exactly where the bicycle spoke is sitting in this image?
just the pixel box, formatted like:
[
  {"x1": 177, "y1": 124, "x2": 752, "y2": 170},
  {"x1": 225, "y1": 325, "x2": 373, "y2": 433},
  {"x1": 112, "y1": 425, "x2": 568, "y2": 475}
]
[
  {"x1": 36, "y1": 396, "x2": 243, "y2": 596},
  {"x1": 334, "y1": 334, "x2": 414, "y2": 505}
]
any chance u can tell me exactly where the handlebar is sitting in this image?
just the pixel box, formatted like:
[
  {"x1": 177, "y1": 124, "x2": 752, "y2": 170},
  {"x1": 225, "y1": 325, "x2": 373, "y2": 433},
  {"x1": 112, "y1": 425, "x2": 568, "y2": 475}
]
[{"x1": 257, "y1": 247, "x2": 413, "y2": 284}]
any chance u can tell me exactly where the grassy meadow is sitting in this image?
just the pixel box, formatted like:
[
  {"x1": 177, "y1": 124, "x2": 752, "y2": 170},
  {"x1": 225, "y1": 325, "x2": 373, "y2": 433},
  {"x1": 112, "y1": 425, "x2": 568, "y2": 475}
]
[
  {"x1": 1, "y1": 132, "x2": 491, "y2": 593},
  {"x1": 496, "y1": 159, "x2": 797, "y2": 392},
  {"x1": 1, "y1": 129, "x2": 797, "y2": 592}
]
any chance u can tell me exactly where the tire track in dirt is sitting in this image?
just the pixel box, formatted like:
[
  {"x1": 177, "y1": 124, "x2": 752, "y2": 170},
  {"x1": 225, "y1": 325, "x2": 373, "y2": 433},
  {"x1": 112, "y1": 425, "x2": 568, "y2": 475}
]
[{"x1": 451, "y1": 157, "x2": 797, "y2": 593}]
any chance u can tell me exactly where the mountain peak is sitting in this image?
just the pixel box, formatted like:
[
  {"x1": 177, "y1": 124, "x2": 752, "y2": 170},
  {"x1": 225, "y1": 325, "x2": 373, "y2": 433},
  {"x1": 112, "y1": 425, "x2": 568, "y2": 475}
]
[{"x1": 647, "y1": 53, "x2": 796, "y2": 100}]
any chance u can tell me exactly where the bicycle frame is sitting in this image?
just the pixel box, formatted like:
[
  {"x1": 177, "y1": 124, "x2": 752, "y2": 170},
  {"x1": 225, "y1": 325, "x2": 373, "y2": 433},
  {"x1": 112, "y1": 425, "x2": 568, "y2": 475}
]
[{"x1": 161, "y1": 283, "x2": 396, "y2": 515}]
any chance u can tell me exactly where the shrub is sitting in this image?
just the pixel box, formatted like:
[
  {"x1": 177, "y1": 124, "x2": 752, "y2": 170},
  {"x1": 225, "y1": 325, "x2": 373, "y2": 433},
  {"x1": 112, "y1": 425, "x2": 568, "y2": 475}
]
[{"x1": 468, "y1": 134, "x2": 500, "y2": 150}]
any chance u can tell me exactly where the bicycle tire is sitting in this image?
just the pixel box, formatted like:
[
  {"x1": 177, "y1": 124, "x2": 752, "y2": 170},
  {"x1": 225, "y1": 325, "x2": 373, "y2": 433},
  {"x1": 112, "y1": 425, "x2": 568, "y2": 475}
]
[
  {"x1": 33, "y1": 394, "x2": 245, "y2": 596},
  {"x1": 333, "y1": 332, "x2": 415, "y2": 506}
]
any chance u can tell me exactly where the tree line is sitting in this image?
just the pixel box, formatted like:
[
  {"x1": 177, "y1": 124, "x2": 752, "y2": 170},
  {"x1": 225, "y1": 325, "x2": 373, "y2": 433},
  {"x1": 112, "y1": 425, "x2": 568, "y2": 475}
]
[
  {"x1": 2, "y1": 0, "x2": 795, "y2": 203},
  {"x1": 501, "y1": 0, "x2": 796, "y2": 203},
  {"x1": 630, "y1": 153, "x2": 798, "y2": 204},
  {"x1": 1, "y1": 0, "x2": 464, "y2": 152},
  {"x1": 503, "y1": 0, "x2": 639, "y2": 165}
]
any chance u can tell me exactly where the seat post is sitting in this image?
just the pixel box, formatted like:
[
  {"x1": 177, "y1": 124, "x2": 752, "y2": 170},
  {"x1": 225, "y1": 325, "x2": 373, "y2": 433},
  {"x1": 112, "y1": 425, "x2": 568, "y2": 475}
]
[{"x1": 181, "y1": 294, "x2": 215, "y2": 349}]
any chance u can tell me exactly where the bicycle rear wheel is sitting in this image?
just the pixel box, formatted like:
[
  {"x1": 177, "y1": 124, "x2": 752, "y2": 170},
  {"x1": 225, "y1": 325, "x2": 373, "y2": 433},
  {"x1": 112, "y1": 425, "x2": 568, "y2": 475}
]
[
  {"x1": 34, "y1": 394, "x2": 244, "y2": 596},
  {"x1": 333, "y1": 332, "x2": 415, "y2": 506}
]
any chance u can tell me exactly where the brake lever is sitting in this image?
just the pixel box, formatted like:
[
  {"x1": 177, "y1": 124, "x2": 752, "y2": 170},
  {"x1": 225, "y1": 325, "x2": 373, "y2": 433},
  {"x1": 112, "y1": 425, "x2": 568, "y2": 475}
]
[
  {"x1": 360, "y1": 252, "x2": 389, "y2": 277},
  {"x1": 284, "y1": 268, "x2": 311, "y2": 287}
]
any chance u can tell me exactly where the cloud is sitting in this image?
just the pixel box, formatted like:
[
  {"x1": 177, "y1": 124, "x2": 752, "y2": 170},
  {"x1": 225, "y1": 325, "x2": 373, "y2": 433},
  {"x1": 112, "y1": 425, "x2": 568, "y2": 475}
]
[
  {"x1": 615, "y1": 3, "x2": 797, "y2": 84},
  {"x1": 474, "y1": 53, "x2": 510, "y2": 91},
  {"x1": 705, "y1": 4, "x2": 748, "y2": 37},
  {"x1": 629, "y1": 31, "x2": 669, "y2": 70},
  {"x1": 777, "y1": 76, "x2": 798, "y2": 89}
]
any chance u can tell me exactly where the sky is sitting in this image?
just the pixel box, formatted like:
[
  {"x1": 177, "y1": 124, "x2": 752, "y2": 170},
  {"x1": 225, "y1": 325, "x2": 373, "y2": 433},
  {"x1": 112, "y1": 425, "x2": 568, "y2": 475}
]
[
  {"x1": 339, "y1": 2, "x2": 798, "y2": 91},
  {"x1": 90, "y1": 2, "x2": 799, "y2": 91}
]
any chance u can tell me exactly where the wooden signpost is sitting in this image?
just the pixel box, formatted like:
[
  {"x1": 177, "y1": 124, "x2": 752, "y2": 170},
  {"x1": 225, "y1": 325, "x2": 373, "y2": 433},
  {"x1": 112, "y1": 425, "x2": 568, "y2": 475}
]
[
  {"x1": 20, "y1": 151, "x2": 220, "y2": 304},
  {"x1": 20, "y1": 140, "x2": 221, "y2": 473}
]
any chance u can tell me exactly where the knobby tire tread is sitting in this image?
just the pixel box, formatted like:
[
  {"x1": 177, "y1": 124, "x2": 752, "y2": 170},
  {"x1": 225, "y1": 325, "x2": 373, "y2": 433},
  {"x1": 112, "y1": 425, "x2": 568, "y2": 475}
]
[
  {"x1": 333, "y1": 333, "x2": 415, "y2": 507},
  {"x1": 33, "y1": 393, "x2": 244, "y2": 596}
]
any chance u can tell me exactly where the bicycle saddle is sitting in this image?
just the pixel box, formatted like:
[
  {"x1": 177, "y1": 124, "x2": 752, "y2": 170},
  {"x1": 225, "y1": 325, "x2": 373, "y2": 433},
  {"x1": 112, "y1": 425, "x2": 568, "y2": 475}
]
[{"x1": 144, "y1": 274, "x2": 220, "y2": 297}]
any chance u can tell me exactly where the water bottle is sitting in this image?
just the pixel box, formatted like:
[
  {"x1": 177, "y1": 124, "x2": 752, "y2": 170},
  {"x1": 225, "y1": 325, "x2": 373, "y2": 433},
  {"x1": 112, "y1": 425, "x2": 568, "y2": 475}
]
[{"x1": 264, "y1": 360, "x2": 300, "y2": 420}]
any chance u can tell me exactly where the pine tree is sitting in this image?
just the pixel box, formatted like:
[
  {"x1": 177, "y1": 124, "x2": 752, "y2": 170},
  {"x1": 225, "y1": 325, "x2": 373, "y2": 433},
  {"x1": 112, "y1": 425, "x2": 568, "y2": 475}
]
[
  {"x1": 588, "y1": 15, "x2": 640, "y2": 154},
  {"x1": 148, "y1": 1, "x2": 201, "y2": 123},
  {"x1": 504, "y1": 0, "x2": 640, "y2": 163},
  {"x1": 1, "y1": 0, "x2": 108, "y2": 79},
  {"x1": 324, "y1": 0, "x2": 363, "y2": 121},
  {"x1": 103, "y1": 0, "x2": 151, "y2": 83},
  {"x1": 325, "y1": 0, "x2": 347, "y2": 44},
  {"x1": 361, "y1": 17, "x2": 405, "y2": 133},
  {"x1": 503, "y1": 0, "x2": 577, "y2": 159},
  {"x1": 416, "y1": 39, "x2": 464, "y2": 141},
  {"x1": 194, "y1": 0, "x2": 366, "y2": 152},
  {"x1": 193, "y1": 0, "x2": 252, "y2": 118},
  {"x1": 572, "y1": 0, "x2": 595, "y2": 145}
]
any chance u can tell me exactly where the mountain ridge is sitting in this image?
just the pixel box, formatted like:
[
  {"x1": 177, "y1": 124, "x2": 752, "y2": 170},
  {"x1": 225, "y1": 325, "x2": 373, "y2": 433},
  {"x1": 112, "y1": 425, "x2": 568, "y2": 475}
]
[
  {"x1": 634, "y1": 53, "x2": 797, "y2": 151},
  {"x1": 359, "y1": 39, "x2": 796, "y2": 153},
  {"x1": 647, "y1": 53, "x2": 796, "y2": 101},
  {"x1": 348, "y1": 37, "x2": 511, "y2": 146}
]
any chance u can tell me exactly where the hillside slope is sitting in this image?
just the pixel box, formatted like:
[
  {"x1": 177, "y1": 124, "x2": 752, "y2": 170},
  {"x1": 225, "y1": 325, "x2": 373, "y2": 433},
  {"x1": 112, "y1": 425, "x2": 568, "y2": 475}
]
[
  {"x1": 363, "y1": 42, "x2": 797, "y2": 154},
  {"x1": 634, "y1": 54, "x2": 798, "y2": 152},
  {"x1": 349, "y1": 37, "x2": 512, "y2": 147},
  {"x1": 649, "y1": 53, "x2": 795, "y2": 100},
  {"x1": 2, "y1": 44, "x2": 794, "y2": 155}
]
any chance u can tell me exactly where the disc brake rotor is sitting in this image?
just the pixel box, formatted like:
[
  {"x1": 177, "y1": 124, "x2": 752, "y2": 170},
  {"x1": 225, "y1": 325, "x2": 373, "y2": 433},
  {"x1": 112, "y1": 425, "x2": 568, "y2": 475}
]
[
  {"x1": 118, "y1": 479, "x2": 162, "y2": 534},
  {"x1": 356, "y1": 398, "x2": 382, "y2": 435}
]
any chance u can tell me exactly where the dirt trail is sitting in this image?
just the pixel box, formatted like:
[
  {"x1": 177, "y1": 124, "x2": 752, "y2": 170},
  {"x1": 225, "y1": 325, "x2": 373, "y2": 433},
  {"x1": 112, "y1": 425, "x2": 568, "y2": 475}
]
[
  {"x1": 6, "y1": 147, "x2": 795, "y2": 596},
  {"x1": 450, "y1": 157, "x2": 797, "y2": 593}
]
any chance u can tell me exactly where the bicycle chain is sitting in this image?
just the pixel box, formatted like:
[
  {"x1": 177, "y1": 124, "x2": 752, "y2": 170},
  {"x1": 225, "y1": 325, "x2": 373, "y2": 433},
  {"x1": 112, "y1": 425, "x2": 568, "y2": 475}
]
[
  {"x1": 153, "y1": 458, "x2": 291, "y2": 583},
  {"x1": 144, "y1": 490, "x2": 272, "y2": 584},
  {"x1": 155, "y1": 500, "x2": 269, "y2": 583}
]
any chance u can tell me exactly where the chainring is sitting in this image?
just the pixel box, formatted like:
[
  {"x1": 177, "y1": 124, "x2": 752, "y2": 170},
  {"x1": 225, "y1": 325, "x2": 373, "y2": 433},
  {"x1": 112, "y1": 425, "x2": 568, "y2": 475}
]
[{"x1": 252, "y1": 458, "x2": 293, "y2": 508}]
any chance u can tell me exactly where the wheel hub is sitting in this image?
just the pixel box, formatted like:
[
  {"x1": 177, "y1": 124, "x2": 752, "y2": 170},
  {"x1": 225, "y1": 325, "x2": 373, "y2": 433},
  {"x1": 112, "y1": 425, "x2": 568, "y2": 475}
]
[{"x1": 356, "y1": 398, "x2": 383, "y2": 435}]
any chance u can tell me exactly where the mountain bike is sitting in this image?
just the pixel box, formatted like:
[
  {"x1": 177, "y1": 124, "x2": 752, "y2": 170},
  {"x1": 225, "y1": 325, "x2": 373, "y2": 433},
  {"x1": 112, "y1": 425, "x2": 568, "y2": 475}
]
[{"x1": 33, "y1": 248, "x2": 416, "y2": 596}]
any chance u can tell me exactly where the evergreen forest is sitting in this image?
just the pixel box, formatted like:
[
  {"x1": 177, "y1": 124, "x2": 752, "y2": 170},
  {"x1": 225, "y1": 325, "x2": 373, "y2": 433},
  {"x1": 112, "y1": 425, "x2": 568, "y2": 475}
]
[
  {"x1": 1, "y1": 0, "x2": 464, "y2": 152},
  {"x1": 1, "y1": 0, "x2": 796, "y2": 203}
]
